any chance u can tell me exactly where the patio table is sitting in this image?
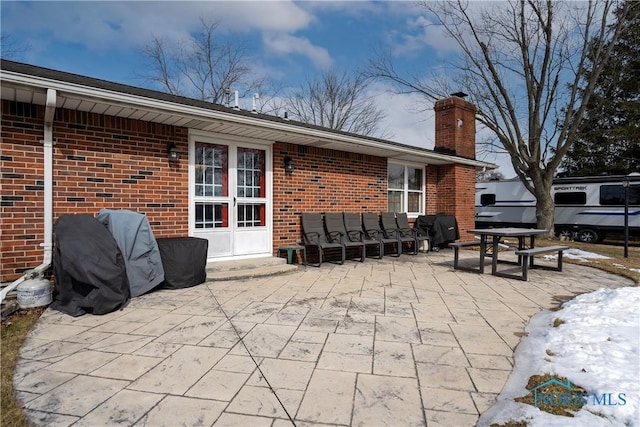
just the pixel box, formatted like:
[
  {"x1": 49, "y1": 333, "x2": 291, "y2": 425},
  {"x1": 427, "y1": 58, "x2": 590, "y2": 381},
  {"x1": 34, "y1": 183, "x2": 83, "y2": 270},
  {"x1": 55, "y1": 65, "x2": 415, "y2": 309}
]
[{"x1": 467, "y1": 228, "x2": 549, "y2": 278}]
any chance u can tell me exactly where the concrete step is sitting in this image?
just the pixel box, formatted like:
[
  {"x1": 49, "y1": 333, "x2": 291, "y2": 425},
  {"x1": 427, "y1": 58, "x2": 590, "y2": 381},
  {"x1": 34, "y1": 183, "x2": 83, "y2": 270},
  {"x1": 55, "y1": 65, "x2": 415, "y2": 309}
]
[{"x1": 205, "y1": 256, "x2": 302, "y2": 281}]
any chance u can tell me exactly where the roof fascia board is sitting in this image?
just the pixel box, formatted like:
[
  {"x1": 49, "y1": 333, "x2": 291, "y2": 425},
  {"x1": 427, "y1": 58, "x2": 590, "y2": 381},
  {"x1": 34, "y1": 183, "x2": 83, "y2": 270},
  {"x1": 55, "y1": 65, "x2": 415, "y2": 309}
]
[{"x1": 2, "y1": 70, "x2": 495, "y2": 169}]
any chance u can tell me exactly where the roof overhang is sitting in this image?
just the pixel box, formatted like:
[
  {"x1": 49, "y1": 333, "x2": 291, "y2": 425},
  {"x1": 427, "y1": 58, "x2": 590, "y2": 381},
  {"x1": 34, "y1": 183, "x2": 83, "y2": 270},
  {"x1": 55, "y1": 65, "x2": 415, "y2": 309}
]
[{"x1": 1, "y1": 64, "x2": 495, "y2": 169}]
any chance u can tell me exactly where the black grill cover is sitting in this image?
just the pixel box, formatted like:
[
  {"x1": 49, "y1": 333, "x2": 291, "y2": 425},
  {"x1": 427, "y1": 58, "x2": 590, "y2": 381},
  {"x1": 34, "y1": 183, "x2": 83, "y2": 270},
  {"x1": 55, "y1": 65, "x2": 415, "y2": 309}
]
[
  {"x1": 157, "y1": 237, "x2": 208, "y2": 289},
  {"x1": 51, "y1": 214, "x2": 130, "y2": 317},
  {"x1": 416, "y1": 214, "x2": 460, "y2": 247}
]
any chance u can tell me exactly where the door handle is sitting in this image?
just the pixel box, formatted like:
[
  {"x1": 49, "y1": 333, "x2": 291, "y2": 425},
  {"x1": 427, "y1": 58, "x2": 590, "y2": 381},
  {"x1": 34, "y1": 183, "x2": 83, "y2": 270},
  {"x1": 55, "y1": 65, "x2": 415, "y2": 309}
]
[{"x1": 233, "y1": 197, "x2": 236, "y2": 207}]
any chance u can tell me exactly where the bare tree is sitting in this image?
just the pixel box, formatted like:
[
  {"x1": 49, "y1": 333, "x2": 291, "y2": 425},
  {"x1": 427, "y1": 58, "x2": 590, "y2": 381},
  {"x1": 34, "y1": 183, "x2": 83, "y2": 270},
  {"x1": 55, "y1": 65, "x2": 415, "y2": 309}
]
[
  {"x1": 369, "y1": 0, "x2": 632, "y2": 235},
  {"x1": 285, "y1": 69, "x2": 390, "y2": 138},
  {"x1": 1, "y1": 33, "x2": 30, "y2": 60},
  {"x1": 476, "y1": 169, "x2": 505, "y2": 182},
  {"x1": 141, "y1": 19, "x2": 257, "y2": 104}
]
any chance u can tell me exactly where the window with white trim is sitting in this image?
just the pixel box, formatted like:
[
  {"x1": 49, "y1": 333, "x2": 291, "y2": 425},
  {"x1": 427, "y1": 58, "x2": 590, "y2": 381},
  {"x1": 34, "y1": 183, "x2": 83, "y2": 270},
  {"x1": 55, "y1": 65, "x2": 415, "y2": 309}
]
[{"x1": 387, "y1": 163, "x2": 424, "y2": 214}]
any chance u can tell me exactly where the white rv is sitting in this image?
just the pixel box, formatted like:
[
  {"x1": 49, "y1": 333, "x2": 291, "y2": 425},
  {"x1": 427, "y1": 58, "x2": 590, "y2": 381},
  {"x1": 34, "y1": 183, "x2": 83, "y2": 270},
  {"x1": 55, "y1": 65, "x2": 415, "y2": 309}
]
[{"x1": 475, "y1": 175, "x2": 640, "y2": 243}]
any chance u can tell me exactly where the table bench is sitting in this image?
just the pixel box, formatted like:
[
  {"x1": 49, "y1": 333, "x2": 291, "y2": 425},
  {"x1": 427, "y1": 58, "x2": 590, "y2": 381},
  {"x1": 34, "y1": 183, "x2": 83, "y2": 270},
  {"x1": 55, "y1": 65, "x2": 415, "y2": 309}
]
[
  {"x1": 450, "y1": 241, "x2": 483, "y2": 273},
  {"x1": 278, "y1": 245, "x2": 307, "y2": 265},
  {"x1": 512, "y1": 245, "x2": 570, "y2": 281}
]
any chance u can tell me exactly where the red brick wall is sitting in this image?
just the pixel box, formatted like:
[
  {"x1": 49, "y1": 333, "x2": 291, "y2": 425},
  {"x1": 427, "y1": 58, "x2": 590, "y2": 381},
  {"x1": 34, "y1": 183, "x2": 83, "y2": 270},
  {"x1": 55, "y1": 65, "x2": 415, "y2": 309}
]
[
  {"x1": 434, "y1": 96, "x2": 476, "y2": 160},
  {"x1": 433, "y1": 164, "x2": 476, "y2": 236},
  {"x1": 433, "y1": 96, "x2": 477, "y2": 239},
  {"x1": 425, "y1": 166, "x2": 439, "y2": 215},
  {"x1": 2, "y1": 94, "x2": 478, "y2": 277},
  {"x1": 272, "y1": 143, "x2": 388, "y2": 252},
  {"x1": 1, "y1": 100, "x2": 188, "y2": 282}
]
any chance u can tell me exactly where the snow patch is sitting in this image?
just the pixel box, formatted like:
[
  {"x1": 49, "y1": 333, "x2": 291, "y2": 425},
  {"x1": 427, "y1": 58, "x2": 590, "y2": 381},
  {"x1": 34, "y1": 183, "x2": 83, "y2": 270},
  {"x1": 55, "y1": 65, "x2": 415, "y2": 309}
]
[
  {"x1": 543, "y1": 248, "x2": 612, "y2": 263},
  {"x1": 478, "y1": 287, "x2": 640, "y2": 427}
]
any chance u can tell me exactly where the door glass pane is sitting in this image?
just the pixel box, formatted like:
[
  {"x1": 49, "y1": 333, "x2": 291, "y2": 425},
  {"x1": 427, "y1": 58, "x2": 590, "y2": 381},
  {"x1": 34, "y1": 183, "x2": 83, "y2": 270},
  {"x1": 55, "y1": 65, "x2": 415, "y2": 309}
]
[
  {"x1": 195, "y1": 168, "x2": 204, "y2": 196},
  {"x1": 205, "y1": 166, "x2": 213, "y2": 185},
  {"x1": 237, "y1": 203, "x2": 265, "y2": 227},
  {"x1": 194, "y1": 143, "x2": 228, "y2": 197},
  {"x1": 195, "y1": 146, "x2": 203, "y2": 165},
  {"x1": 195, "y1": 202, "x2": 228, "y2": 228},
  {"x1": 238, "y1": 151, "x2": 246, "y2": 168},
  {"x1": 237, "y1": 148, "x2": 265, "y2": 199}
]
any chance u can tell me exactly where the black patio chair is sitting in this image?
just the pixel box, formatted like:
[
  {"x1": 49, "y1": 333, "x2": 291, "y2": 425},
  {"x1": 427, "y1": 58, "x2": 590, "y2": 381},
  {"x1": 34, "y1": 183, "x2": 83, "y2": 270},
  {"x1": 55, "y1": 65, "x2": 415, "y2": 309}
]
[
  {"x1": 343, "y1": 213, "x2": 383, "y2": 259},
  {"x1": 324, "y1": 213, "x2": 366, "y2": 263},
  {"x1": 301, "y1": 213, "x2": 345, "y2": 267},
  {"x1": 396, "y1": 212, "x2": 430, "y2": 252},
  {"x1": 380, "y1": 212, "x2": 418, "y2": 255},
  {"x1": 362, "y1": 212, "x2": 400, "y2": 257}
]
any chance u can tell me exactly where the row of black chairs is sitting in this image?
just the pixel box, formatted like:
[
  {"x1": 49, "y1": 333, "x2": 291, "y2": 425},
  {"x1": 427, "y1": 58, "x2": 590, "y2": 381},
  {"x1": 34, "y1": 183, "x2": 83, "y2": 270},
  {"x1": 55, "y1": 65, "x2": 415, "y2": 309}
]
[{"x1": 301, "y1": 212, "x2": 431, "y2": 267}]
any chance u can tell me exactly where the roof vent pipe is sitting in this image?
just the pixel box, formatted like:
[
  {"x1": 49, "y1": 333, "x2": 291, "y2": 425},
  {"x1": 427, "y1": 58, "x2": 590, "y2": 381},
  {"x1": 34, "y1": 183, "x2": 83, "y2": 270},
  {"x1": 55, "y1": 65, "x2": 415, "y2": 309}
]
[
  {"x1": 252, "y1": 93, "x2": 259, "y2": 113},
  {"x1": 234, "y1": 91, "x2": 240, "y2": 110},
  {"x1": 1, "y1": 88, "x2": 56, "y2": 303},
  {"x1": 224, "y1": 88, "x2": 231, "y2": 107}
]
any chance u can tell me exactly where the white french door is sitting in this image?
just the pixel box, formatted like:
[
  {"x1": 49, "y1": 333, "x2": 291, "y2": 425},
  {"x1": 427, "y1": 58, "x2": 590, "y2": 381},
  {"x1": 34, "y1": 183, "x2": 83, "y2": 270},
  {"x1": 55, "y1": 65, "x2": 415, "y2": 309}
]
[{"x1": 190, "y1": 135, "x2": 271, "y2": 259}]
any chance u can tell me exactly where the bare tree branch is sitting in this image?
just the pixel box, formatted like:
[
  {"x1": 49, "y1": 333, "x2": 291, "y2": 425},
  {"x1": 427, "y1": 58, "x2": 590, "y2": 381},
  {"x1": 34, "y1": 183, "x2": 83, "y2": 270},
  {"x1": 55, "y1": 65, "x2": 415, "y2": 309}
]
[
  {"x1": 140, "y1": 19, "x2": 257, "y2": 104},
  {"x1": 1, "y1": 33, "x2": 30, "y2": 60},
  {"x1": 285, "y1": 69, "x2": 391, "y2": 138},
  {"x1": 369, "y1": 0, "x2": 631, "y2": 234}
]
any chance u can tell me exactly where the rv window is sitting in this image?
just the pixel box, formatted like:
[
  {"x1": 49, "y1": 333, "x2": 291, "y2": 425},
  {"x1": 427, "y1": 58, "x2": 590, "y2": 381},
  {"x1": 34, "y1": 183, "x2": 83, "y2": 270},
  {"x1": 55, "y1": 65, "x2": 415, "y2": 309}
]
[
  {"x1": 632, "y1": 185, "x2": 640, "y2": 205},
  {"x1": 600, "y1": 184, "x2": 640, "y2": 206},
  {"x1": 554, "y1": 192, "x2": 586, "y2": 205},
  {"x1": 480, "y1": 194, "x2": 496, "y2": 206}
]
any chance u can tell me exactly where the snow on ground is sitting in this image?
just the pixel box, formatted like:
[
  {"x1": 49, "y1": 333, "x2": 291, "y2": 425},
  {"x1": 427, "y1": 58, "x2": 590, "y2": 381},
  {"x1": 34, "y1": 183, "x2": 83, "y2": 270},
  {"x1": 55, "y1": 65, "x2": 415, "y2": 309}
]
[
  {"x1": 478, "y1": 286, "x2": 640, "y2": 427},
  {"x1": 543, "y1": 248, "x2": 612, "y2": 263}
]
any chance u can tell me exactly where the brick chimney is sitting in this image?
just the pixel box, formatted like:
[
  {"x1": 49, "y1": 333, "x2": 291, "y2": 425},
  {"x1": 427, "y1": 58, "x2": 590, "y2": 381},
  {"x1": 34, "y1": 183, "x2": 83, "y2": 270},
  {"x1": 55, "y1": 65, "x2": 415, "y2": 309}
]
[
  {"x1": 434, "y1": 94, "x2": 476, "y2": 159},
  {"x1": 433, "y1": 94, "x2": 477, "y2": 238}
]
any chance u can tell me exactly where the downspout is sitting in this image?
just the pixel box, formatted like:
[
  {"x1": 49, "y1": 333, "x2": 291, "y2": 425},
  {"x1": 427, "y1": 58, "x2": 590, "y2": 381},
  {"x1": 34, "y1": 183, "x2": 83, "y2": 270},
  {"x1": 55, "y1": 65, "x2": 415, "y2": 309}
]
[{"x1": 0, "y1": 89, "x2": 56, "y2": 303}]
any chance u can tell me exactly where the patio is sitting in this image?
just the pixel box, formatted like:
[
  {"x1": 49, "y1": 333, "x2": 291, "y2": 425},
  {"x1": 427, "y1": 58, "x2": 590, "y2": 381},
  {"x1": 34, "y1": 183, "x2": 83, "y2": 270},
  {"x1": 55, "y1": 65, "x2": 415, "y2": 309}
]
[{"x1": 13, "y1": 249, "x2": 632, "y2": 426}]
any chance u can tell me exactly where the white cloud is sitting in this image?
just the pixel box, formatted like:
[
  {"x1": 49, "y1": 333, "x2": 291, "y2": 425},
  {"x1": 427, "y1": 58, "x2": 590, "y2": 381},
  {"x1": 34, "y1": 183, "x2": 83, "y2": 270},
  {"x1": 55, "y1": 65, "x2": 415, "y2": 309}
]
[
  {"x1": 206, "y1": 1, "x2": 315, "y2": 33},
  {"x1": 2, "y1": 1, "x2": 337, "y2": 76},
  {"x1": 1, "y1": 1, "x2": 316, "y2": 52},
  {"x1": 299, "y1": 0, "x2": 383, "y2": 17},
  {"x1": 262, "y1": 32, "x2": 333, "y2": 69},
  {"x1": 389, "y1": 14, "x2": 461, "y2": 58}
]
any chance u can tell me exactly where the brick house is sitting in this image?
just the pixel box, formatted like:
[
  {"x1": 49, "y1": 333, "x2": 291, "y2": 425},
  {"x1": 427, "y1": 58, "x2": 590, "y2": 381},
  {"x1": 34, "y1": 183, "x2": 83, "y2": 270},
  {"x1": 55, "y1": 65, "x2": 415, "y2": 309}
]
[{"x1": 1, "y1": 60, "x2": 492, "y2": 282}]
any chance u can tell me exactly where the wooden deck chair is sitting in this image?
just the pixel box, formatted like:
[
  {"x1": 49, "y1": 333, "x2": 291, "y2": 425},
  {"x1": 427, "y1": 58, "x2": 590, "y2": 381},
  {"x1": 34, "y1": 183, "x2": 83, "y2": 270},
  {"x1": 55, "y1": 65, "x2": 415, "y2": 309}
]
[
  {"x1": 380, "y1": 212, "x2": 418, "y2": 255},
  {"x1": 343, "y1": 213, "x2": 383, "y2": 259},
  {"x1": 362, "y1": 212, "x2": 400, "y2": 257},
  {"x1": 301, "y1": 213, "x2": 345, "y2": 267},
  {"x1": 324, "y1": 213, "x2": 365, "y2": 262},
  {"x1": 396, "y1": 212, "x2": 430, "y2": 252}
]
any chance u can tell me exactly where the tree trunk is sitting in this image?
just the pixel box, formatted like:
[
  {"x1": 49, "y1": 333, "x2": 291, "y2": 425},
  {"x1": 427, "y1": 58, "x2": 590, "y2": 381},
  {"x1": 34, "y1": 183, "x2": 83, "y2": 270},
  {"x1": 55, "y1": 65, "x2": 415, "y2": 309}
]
[{"x1": 534, "y1": 188, "x2": 555, "y2": 238}]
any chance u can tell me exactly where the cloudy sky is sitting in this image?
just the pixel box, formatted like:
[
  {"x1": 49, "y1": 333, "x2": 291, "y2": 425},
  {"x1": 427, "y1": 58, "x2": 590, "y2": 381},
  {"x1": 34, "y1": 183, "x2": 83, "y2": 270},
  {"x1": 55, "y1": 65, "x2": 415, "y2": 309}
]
[{"x1": 1, "y1": 0, "x2": 514, "y2": 175}]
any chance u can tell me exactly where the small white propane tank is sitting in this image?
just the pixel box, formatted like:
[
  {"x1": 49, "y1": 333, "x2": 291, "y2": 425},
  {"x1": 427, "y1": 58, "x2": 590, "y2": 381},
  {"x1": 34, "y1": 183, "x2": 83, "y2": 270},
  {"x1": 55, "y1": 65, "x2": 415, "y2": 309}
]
[{"x1": 17, "y1": 271, "x2": 52, "y2": 309}]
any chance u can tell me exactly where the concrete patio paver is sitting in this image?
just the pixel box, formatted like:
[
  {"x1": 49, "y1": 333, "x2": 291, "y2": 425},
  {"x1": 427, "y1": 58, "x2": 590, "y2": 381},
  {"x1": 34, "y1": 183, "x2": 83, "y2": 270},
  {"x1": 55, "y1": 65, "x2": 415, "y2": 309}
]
[
  {"x1": 13, "y1": 249, "x2": 634, "y2": 426},
  {"x1": 353, "y1": 374, "x2": 424, "y2": 426}
]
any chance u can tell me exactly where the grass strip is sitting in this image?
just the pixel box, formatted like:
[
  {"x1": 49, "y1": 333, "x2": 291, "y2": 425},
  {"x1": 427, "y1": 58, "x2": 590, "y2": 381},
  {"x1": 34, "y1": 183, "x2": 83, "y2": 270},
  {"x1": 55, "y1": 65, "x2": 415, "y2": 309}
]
[{"x1": 1, "y1": 307, "x2": 45, "y2": 427}]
